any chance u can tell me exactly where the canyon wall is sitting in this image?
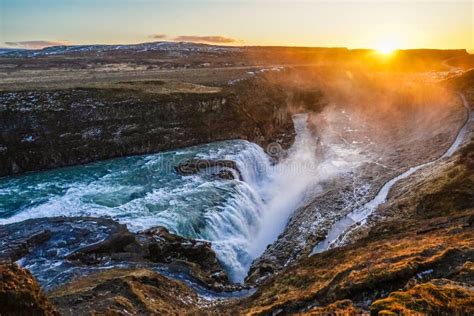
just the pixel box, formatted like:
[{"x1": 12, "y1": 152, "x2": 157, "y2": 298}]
[{"x1": 0, "y1": 77, "x2": 299, "y2": 176}]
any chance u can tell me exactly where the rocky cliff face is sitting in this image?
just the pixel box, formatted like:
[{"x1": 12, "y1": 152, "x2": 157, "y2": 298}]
[
  {"x1": 222, "y1": 83, "x2": 474, "y2": 315},
  {"x1": 246, "y1": 85, "x2": 467, "y2": 285},
  {"x1": 0, "y1": 77, "x2": 296, "y2": 177}
]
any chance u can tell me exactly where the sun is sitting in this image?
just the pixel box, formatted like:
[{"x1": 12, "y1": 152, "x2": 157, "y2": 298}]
[{"x1": 375, "y1": 42, "x2": 396, "y2": 55}]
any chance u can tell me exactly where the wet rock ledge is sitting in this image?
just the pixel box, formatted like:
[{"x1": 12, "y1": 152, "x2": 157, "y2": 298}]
[{"x1": 0, "y1": 217, "x2": 234, "y2": 292}]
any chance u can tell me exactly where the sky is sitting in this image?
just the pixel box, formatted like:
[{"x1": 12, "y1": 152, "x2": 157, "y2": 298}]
[{"x1": 0, "y1": 0, "x2": 472, "y2": 50}]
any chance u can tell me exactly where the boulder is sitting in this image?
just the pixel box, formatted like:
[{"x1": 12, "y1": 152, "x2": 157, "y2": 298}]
[
  {"x1": 0, "y1": 263, "x2": 59, "y2": 316},
  {"x1": 215, "y1": 168, "x2": 238, "y2": 180},
  {"x1": 140, "y1": 226, "x2": 230, "y2": 285}
]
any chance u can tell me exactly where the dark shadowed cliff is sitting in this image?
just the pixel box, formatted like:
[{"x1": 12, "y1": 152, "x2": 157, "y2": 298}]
[{"x1": 0, "y1": 76, "x2": 323, "y2": 176}]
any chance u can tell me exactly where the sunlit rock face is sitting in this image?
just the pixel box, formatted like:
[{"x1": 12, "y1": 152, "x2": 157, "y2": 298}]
[
  {"x1": 0, "y1": 263, "x2": 59, "y2": 315},
  {"x1": 49, "y1": 268, "x2": 202, "y2": 316}
]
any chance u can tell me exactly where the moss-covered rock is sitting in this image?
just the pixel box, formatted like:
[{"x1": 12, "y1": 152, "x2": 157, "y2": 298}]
[{"x1": 370, "y1": 279, "x2": 474, "y2": 315}]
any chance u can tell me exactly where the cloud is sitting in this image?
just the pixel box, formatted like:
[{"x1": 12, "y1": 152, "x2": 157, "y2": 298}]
[
  {"x1": 149, "y1": 34, "x2": 168, "y2": 40},
  {"x1": 172, "y1": 35, "x2": 237, "y2": 44},
  {"x1": 147, "y1": 34, "x2": 238, "y2": 44},
  {"x1": 4, "y1": 40, "x2": 67, "y2": 49}
]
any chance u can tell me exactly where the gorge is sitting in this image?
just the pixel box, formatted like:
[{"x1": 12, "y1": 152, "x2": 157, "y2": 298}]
[{"x1": 0, "y1": 44, "x2": 473, "y2": 315}]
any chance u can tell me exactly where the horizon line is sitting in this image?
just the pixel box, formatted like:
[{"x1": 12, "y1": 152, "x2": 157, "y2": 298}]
[{"x1": 1, "y1": 40, "x2": 472, "y2": 52}]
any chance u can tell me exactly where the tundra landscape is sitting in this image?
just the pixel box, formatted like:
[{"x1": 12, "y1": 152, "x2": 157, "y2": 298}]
[{"x1": 0, "y1": 1, "x2": 473, "y2": 315}]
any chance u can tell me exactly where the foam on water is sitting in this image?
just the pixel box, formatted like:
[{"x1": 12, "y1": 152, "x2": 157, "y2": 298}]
[{"x1": 248, "y1": 114, "x2": 321, "y2": 257}]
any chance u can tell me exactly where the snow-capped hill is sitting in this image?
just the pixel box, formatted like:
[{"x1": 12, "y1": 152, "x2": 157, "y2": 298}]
[{"x1": 0, "y1": 41, "x2": 242, "y2": 57}]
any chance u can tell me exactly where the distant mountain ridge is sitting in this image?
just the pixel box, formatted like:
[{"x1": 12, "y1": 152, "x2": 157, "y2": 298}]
[{"x1": 0, "y1": 41, "x2": 469, "y2": 58}]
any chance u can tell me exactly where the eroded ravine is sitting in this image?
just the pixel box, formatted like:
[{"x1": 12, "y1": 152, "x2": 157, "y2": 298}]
[{"x1": 311, "y1": 92, "x2": 472, "y2": 254}]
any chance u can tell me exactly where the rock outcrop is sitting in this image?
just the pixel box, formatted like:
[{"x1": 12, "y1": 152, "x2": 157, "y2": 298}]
[
  {"x1": 175, "y1": 158, "x2": 241, "y2": 180},
  {"x1": 48, "y1": 268, "x2": 201, "y2": 316},
  {"x1": 0, "y1": 217, "x2": 232, "y2": 292},
  {"x1": 140, "y1": 226, "x2": 229, "y2": 285}
]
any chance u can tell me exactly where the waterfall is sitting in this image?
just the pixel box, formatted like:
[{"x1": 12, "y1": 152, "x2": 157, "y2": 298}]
[
  {"x1": 195, "y1": 142, "x2": 273, "y2": 282},
  {"x1": 0, "y1": 139, "x2": 274, "y2": 283},
  {"x1": 247, "y1": 114, "x2": 321, "y2": 258},
  {"x1": 0, "y1": 111, "x2": 361, "y2": 284}
]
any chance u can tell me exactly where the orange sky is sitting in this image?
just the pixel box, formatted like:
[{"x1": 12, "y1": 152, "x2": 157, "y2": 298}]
[{"x1": 1, "y1": 0, "x2": 472, "y2": 50}]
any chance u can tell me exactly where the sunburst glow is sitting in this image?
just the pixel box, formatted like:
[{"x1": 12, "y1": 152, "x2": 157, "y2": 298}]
[{"x1": 375, "y1": 42, "x2": 397, "y2": 55}]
